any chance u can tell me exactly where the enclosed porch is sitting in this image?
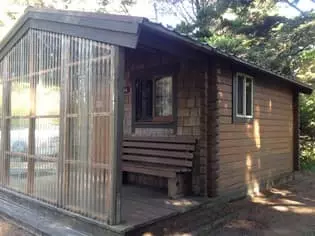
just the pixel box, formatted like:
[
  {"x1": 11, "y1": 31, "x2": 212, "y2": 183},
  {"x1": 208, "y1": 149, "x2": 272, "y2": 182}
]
[{"x1": 0, "y1": 8, "x2": 215, "y2": 229}]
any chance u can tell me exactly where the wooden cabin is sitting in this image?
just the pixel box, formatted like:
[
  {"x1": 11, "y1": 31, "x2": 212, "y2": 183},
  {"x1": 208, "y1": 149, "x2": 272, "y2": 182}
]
[{"x1": 0, "y1": 8, "x2": 311, "y2": 234}]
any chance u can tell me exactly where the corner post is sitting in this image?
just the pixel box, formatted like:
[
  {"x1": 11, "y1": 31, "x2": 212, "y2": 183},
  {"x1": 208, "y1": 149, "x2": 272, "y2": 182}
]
[
  {"x1": 293, "y1": 90, "x2": 300, "y2": 171},
  {"x1": 108, "y1": 46, "x2": 125, "y2": 225},
  {"x1": 207, "y1": 59, "x2": 219, "y2": 197},
  {"x1": 27, "y1": 30, "x2": 36, "y2": 194},
  {"x1": 0, "y1": 59, "x2": 10, "y2": 185}
]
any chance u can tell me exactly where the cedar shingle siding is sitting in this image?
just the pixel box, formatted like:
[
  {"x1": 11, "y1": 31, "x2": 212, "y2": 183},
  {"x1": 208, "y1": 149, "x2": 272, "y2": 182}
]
[{"x1": 124, "y1": 49, "x2": 206, "y2": 195}]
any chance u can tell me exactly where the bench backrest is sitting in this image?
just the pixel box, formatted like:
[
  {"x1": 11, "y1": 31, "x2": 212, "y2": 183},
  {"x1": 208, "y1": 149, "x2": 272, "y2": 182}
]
[{"x1": 123, "y1": 136, "x2": 197, "y2": 169}]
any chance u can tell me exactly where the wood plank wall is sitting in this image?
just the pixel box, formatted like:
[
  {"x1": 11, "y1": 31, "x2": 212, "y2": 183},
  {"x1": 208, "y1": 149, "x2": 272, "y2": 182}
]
[{"x1": 216, "y1": 63, "x2": 294, "y2": 195}]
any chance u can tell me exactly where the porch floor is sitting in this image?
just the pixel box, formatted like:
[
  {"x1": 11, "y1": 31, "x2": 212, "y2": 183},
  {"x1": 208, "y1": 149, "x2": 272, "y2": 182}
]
[
  {"x1": 121, "y1": 184, "x2": 206, "y2": 228},
  {"x1": 0, "y1": 184, "x2": 207, "y2": 235}
]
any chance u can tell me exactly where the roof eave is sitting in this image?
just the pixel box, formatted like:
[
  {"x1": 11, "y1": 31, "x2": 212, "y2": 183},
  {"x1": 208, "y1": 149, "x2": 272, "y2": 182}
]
[
  {"x1": 140, "y1": 21, "x2": 313, "y2": 95},
  {"x1": 0, "y1": 8, "x2": 145, "y2": 61}
]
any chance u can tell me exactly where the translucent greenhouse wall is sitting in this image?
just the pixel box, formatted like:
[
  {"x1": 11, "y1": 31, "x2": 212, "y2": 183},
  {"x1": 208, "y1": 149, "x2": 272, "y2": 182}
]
[{"x1": 0, "y1": 29, "x2": 122, "y2": 223}]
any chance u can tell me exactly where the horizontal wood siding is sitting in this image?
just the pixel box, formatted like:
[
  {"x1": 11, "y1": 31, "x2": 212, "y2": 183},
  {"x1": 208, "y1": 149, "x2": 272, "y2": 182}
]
[{"x1": 217, "y1": 64, "x2": 294, "y2": 195}]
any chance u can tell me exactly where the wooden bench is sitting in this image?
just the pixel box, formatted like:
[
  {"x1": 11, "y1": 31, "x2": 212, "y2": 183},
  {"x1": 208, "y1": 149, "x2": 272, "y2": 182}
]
[{"x1": 122, "y1": 136, "x2": 197, "y2": 198}]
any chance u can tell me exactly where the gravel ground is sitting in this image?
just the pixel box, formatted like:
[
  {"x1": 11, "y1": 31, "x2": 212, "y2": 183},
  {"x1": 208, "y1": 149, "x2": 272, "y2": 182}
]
[
  {"x1": 0, "y1": 218, "x2": 33, "y2": 236},
  {"x1": 214, "y1": 172, "x2": 315, "y2": 236}
]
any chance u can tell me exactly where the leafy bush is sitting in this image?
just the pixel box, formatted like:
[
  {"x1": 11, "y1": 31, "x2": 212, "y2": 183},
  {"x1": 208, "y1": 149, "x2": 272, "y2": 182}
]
[
  {"x1": 300, "y1": 136, "x2": 315, "y2": 171},
  {"x1": 300, "y1": 94, "x2": 315, "y2": 171},
  {"x1": 300, "y1": 94, "x2": 315, "y2": 137}
]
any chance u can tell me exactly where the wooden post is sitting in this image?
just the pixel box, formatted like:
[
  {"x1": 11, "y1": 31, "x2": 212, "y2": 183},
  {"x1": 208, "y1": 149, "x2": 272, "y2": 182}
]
[
  {"x1": 206, "y1": 60, "x2": 219, "y2": 197},
  {"x1": 27, "y1": 32, "x2": 36, "y2": 194},
  {"x1": 199, "y1": 61, "x2": 208, "y2": 197},
  {"x1": 58, "y1": 35, "x2": 70, "y2": 206},
  {"x1": 107, "y1": 46, "x2": 124, "y2": 225},
  {"x1": 57, "y1": 35, "x2": 67, "y2": 206},
  {"x1": 1, "y1": 60, "x2": 10, "y2": 185},
  {"x1": 293, "y1": 90, "x2": 300, "y2": 171}
]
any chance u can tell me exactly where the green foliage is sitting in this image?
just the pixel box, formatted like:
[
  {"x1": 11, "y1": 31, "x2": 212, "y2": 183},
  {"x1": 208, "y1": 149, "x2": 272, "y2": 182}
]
[
  {"x1": 155, "y1": 0, "x2": 315, "y2": 78},
  {"x1": 300, "y1": 137, "x2": 315, "y2": 171},
  {"x1": 210, "y1": 8, "x2": 315, "y2": 77},
  {"x1": 206, "y1": 34, "x2": 248, "y2": 55},
  {"x1": 300, "y1": 94, "x2": 315, "y2": 137}
]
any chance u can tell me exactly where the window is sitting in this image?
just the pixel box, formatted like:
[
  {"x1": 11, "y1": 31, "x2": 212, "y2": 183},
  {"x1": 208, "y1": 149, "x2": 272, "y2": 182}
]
[
  {"x1": 234, "y1": 73, "x2": 253, "y2": 120},
  {"x1": 135, "y1": 75, "x2": 173, "y2": 123}
]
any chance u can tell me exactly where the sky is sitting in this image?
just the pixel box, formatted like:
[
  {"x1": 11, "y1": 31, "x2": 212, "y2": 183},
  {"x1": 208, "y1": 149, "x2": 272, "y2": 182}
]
[
  {"x1": 277, "y1": 0, "x2": 315, "y2": 17},
  {"x1": 131, "y1": 0, "x2": 315, "y2": 25},
  {"x1": 0, "y1": 0, "x2": 315, "y2": 39}
]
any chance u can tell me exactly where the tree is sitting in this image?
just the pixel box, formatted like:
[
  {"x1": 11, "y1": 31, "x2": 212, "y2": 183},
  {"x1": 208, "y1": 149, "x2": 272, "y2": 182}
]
[{"x1": 153, "y1": 0, "x2": 315, "y2": 78}]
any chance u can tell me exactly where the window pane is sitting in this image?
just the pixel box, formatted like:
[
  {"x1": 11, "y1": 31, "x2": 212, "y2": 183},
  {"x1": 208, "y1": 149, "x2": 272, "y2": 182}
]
[
  {"x1": 135, "y1": 79, "x2": 153, "y2": 121},
  {"x1": 35, "y1": 32, "x2": 61, "y2": 116},
  {"x1": 135, "y1": 79, "x2": 142, "y2": 121},
  {"x1": 11, "y1": 80, "x2": 30, "y2": 116},
  {"x1": 9, "y1": 118, "x2": 29, "y2": 192},
  {"x1": 246, "y1": 78, "x2": 252, "y2": 116},
  {"x1": 155, "y1": 76, "x2": 173, "y2": 117},
  {"x1": 36, "y1": 71, "x2": 61, "y2": 116},
  {"x1": 34, "y1": 118, "x2": 59, "y2": 202},
  {"x1": 10, "y1": 119, "x2": 29, "y2": 153},
  {"x1": 143, "y1": 80, "x2": 153, "y2": 119},
  {"x1": 35, "y1": 118, "x2": 59, "y2": 157},
  {"x1": 237, "y1": 76, "x2": 244, "y2": 115}
]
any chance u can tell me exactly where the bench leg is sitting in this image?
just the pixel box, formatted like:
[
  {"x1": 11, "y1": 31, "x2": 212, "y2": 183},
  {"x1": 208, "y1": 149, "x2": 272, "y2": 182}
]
[
  {"x1": 168, "y1": 177, "x2": 178, "y2": 199},
  {"x1": 168, "y1": 173, "x2": 189, "y2": 199}
]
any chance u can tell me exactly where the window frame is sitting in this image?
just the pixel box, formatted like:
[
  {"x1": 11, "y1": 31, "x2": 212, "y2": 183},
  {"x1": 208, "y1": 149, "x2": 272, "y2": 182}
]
[
  {"x1": 233, "y1": 72, "x2": 254, "y2": 123},
  {"x1": 131, "y1": 64, "x2": 178, "y2": 130}
]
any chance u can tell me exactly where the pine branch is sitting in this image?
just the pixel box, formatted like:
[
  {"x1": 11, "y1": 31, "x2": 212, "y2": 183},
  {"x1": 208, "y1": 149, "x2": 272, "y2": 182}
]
[
  {"x1": 179, "y1": 1, "x2": 195, "y2": 22},
  {"x1": 281, "y1": 0, "x2": 307, "y2": 17}
]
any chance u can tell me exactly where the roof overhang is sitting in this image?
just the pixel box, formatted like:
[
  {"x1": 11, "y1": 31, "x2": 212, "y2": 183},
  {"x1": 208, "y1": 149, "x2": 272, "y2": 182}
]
[
  {"x1": 140, "y1": 21, "x2": 313, "y2": 95},
  {"x1": 0, "y1": 8, "x2": 312, "y2": 95},
  {"x1": 0, "y1": 8, "x2": 144, "y2": 60}
]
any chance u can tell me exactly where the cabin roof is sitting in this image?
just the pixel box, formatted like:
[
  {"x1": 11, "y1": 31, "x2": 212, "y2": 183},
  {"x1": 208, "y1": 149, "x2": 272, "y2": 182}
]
[{"x1": 0, "y1": 7, "x2": 312, "y2": 94}]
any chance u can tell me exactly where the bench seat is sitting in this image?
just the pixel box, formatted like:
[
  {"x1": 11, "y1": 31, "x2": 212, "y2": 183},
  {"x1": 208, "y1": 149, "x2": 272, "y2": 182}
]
[{"x1": 122, "y1": 136, "x2": 197, "y2": 198}]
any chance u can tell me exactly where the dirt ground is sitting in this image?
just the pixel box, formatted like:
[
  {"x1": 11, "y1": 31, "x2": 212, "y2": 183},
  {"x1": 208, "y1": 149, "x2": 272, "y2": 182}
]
[
  {"x1": 214, "y1": 172, "x2": 315, "y2": 236},
  {"x1": 0, "y1": 173, "x2": 315, "y2": 236},
  {"x1": 0, "y1": 218, "x2": 33, "y2": 236}
]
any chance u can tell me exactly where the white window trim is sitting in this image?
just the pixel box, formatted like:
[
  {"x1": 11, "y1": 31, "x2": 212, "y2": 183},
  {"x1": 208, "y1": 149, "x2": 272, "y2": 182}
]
[{"x1": 235, "y1": 72, "x2": 254, "y2": 119}]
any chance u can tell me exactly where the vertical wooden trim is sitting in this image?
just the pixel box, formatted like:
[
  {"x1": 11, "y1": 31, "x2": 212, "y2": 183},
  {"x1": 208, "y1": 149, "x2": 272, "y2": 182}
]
[
  {"x1": 207, "y1": 60, "x2": 219, "y2": 197},
  {"x1": 108, "y1": 46, "x2": 124, "y2": 225},
  {"x1": 172, "y1": 69, "x2": 178, "y2": 135},
  {"x1": 201, "y1": 62, "x2": 208, "y2": 196},
  {"x1": 58, "y1": 35, "x2": 70, "y2": 206},
  {"x1": 131, "y1": 76, "x2": 136, "y2": 133},
  {"x1": 27, "y1": 31, "x2": 35, "y2": 194},
  {"x1": 1, "y1": 60, "x2": 10, "y2": 185},
  {"x1": 64, "y1": 37, "x2": 71, "y2": 207},
  {"x1": 293, "y1": 90, "x2": 300, "y2": 171}
]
